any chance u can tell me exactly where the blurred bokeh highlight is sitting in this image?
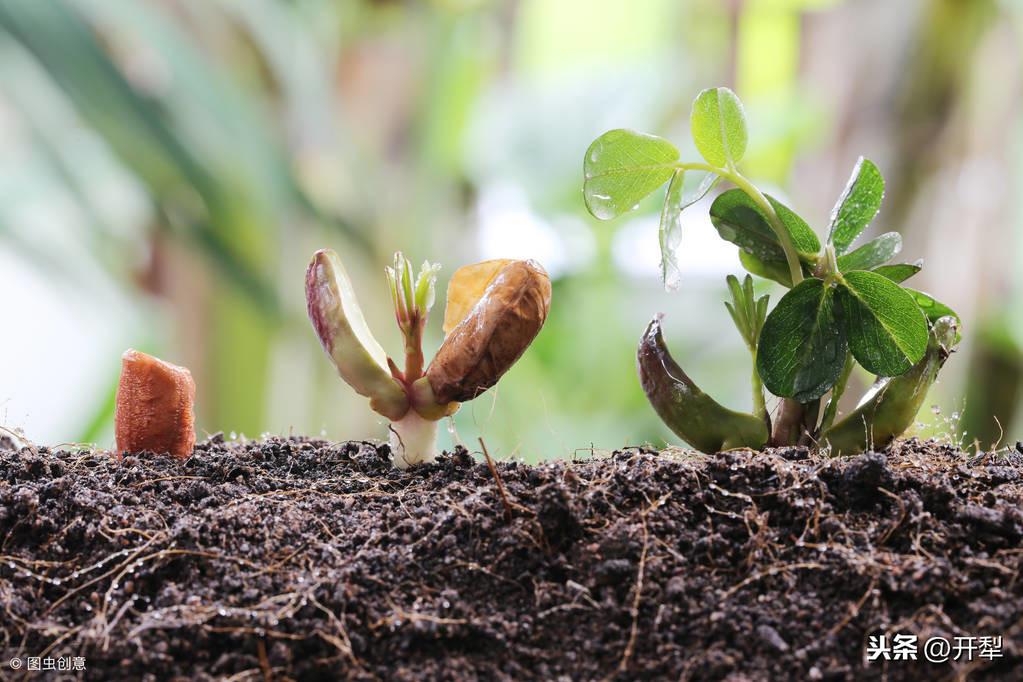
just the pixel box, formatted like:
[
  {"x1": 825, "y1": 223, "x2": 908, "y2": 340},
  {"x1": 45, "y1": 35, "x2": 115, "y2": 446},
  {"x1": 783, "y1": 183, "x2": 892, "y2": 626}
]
[{"x1": 1, "y1": 0, "x2": 1021, "y2": 459}]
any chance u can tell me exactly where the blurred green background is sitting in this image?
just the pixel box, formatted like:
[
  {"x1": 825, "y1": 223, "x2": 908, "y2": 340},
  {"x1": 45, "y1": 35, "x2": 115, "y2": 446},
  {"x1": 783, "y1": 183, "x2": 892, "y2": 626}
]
[{"x1": 1, "y1": 0, "x2": 1021, "y2": 460}]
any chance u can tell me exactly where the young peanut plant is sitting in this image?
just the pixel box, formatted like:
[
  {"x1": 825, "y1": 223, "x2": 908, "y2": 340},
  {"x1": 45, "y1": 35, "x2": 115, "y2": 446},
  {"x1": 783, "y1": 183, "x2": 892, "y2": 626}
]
[
  {"x1": 306, "y1": 250, "x2": 551, "y2": 468},
  {"x1": 584, "y1": 87, "x2": 959, "y2": 454}
]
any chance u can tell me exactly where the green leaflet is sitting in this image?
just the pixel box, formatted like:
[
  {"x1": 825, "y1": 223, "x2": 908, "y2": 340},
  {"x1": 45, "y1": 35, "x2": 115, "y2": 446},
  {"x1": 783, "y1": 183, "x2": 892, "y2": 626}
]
[
  {"x1": 757, "y1": 278, "x2": 847, "y2": 402},
  {"x1": 583, "y1": 129, "x2": 679, "y2": 220},
  {"x1": 906, "y1": 288, "x2": 961, "y2": 343},
  {"x1": 710, "y1": 189, "x2": 821, "y2": 264},
  {"x1": 758, "y1": 271, "x2": 931, "y2": 400},
  {"x1": 836, "y1": 232, "x2": 902, "y2": 272},
  {"x1": 659, "y1": 170, "x2": 718, "y2": 292},
  {"x1": 724, "y1": 274, "x2": 768, "y2": 349},
  {"x1": 690, "y1": 87, "x2": 748, "y2": 168},
  {"x1": 827, "y1": 157, "x2": 884, "y2": 254},
  {"x1": 906, "y1": 288, "x2": 959, "y2": 325},
  {"x1": 823, "y1": 316, "x2": 958, "y2": 455},
  {"x1": 739, "y1": 250, "x2": 795, "y2": 288},
  {"x1": 836, "y1": 271, "x2": 929, "y2": 377},
  {"x1": 873, "y1": 262, "x2": 922, "y2": 283}
]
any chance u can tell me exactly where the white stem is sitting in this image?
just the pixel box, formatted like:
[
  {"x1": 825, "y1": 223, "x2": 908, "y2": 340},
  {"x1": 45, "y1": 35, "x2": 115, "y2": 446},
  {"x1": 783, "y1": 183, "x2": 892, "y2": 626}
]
[{"x1": 388, "y1": 410, "x2": 439, "y2": 469}]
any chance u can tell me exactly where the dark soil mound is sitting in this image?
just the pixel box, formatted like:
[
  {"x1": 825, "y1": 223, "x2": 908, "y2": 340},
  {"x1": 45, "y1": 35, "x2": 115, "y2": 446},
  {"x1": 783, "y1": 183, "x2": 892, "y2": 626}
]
[{"x1": 1, "y1": 437, "x2": 1022, "y2": 681}]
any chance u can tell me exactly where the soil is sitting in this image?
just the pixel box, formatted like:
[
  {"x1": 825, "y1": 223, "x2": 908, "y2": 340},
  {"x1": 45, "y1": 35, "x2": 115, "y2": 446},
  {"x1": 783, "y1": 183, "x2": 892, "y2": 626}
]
[{"x1": 1, "y1": 436, "x2": 1022, "y2": 681}]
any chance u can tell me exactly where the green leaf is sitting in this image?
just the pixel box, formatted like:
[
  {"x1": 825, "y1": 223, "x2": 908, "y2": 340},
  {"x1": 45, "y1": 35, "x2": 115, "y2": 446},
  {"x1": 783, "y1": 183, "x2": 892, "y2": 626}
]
[
  {"x1": 905, "y1": 288, "x2": 961, "y2": 343},
  {"x1": 873, "y1": 262, "x2": 922, "y2": 283},
  {"x1": 827, "y1": 157, "x2": 884, "y2": 254},
  {"x1": 757, "y1": 278, "x2": 847, "y2": 402},
  {"x1": 710, "y1": 189, "x2": 820, "y2": 263},
  {"x1": 771, "y1": 198, "x2": 822, "y2": 257},
  {"x1": 711, "y1": 190, "x2": 784, "y2": 262},
  {"x1": 725, "y1": 274, "x2": 768, "y2": 348},
  {"x1": 905, "y1": 288, "x2": 959, "y2": 325},
  {"x1": 659, "y1": 169, "x2": 718, "y2": 291},
  {"x1": 414, "y1": 261, "x2": 441, "y2": 312},
  {"x1": 836, "y1": 271, "x2": 929, "y2": 377},
  {"x1": 690, "y1": 87, "x2": 748, "y2": 168},
  {"x1": 836, "y1": 232, "x2": 902, "y2": 272},
  {"x1": 739, "y1": 250, "x2": 794, "y2": 288},
  {"x1": 823, "y1": 316, "x2": 956, "y2": 455},
  {"x1": 583, "y1": 129, "x2": 679, "y2": 220}
]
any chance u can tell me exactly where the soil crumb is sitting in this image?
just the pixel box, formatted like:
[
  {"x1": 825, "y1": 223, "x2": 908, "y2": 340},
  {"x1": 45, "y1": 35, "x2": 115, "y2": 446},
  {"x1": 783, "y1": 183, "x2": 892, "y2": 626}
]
[{"x1": 1, "y1": 437, "x2": 1021, "y2": 680}]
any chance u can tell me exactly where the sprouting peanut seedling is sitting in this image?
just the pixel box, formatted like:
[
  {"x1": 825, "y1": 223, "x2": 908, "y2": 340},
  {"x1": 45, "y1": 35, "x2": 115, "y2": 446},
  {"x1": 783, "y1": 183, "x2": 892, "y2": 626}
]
[
  {"x1": 306, "y1": 250, "x2": 551, "y2": 468},
  {"x1": 584, "y1": 87, "x2": 960, "y2": 455}
]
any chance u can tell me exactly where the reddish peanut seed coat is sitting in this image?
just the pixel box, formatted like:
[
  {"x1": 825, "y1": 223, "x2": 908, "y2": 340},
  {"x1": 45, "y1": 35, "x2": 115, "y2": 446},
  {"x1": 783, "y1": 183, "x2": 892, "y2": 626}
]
[{"x1": 115, "y1": 350, "x2": 196, "y2": 460}]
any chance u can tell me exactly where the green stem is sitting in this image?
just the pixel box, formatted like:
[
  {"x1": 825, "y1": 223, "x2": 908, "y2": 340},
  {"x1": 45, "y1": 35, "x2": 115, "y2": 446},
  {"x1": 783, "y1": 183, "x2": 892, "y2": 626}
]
[
  {"x1": 742, "y1": 324, "x2": 769, "y2": 429},
  {"x1": 670, "y1": 161, "x2": 809, "y2": 444},
  {"x1": 820, "y1": 353, "x2": 854, "y2": 432},
  {"x1": 727, "y1": 171, "x2": 804, "y2": 287},
  {"x1": 673, "y1": 162, "x2": 804, "y2": 287},
  {"x1": 751, "y1": 361, "x2": 768, "y2": 427},
  {"x1": 674, "y1": 161, "x2": 723, "y2": 174},
  {"x1": 404, "y1": 322, "x2": 425, "y2": 383}
]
